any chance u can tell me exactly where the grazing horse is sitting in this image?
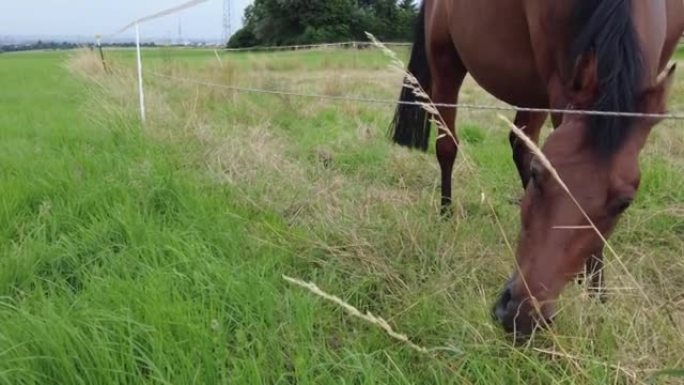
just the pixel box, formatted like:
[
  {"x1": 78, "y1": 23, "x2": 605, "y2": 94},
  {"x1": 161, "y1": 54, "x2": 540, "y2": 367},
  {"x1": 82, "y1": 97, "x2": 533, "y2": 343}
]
[{"x1": 390, "y1": 0, "x2": 684, "y2": 337}]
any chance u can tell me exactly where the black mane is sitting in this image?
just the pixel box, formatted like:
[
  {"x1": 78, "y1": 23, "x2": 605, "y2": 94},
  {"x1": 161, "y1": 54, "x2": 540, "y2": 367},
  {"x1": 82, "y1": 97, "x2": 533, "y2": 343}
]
[{"x1": 571, "y1": 0, "x2": 643, "y2": 156}]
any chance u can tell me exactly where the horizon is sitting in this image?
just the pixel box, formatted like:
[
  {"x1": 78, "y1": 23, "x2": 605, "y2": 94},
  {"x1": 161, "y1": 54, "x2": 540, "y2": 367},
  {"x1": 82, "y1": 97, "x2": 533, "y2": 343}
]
[{"x1": 1, "y1": 0, "x2": 252, "y2": 44}]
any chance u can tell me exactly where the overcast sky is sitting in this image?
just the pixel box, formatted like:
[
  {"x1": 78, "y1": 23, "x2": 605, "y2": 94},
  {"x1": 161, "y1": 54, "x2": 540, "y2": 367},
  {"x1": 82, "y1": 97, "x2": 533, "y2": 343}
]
[{"x1": 0, "y1": 0, "x2": 252, "y2": 41}]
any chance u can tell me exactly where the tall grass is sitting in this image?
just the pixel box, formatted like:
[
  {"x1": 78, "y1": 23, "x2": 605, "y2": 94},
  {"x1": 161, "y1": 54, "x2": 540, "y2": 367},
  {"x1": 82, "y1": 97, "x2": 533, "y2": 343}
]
[{"x1": 0, "y1": 46, "x2": 682, "y2": 384}]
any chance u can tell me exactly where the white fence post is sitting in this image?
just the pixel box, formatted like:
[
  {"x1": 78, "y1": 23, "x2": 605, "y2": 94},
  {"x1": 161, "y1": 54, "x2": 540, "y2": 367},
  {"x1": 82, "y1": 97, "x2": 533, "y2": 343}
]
[
  {"x1": 135, "y1": 22, "x2": 146, "y2": 123},
  {"x1": 104, "y1": 0, "x2": 212, "y2": 124}
]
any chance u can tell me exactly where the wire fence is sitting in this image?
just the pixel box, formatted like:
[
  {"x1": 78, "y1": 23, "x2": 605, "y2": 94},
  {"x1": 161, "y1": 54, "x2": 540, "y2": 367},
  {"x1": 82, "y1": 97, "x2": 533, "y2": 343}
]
[
  {"x1": 103, "y1": 0, "x2": 212, "y2": 122},
  {"x1": 100, "y1": 0, "x2": 684, "y2": 125},
  {"x1": 107, "y1": 0, "x2": 209, "y2": 38},
  {"x1": 223, "y1": 41, "x2": 412, "y2": 52},
  {"x1": 150, "y1": 72, "x2": 684, "y2": 121}
]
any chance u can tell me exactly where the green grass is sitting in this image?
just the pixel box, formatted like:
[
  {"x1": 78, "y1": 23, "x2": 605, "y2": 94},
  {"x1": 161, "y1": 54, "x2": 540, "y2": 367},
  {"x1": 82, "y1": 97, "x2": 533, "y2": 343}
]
[{"x1": 0, "y1": 47, "x2": 683, "y2": 384}]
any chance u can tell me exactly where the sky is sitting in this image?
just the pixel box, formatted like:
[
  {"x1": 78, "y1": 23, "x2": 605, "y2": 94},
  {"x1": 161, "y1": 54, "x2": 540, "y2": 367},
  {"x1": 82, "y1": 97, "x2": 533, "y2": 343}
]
[{"x1": 0, "y1": 0, "x2": 252, "y2": 42}]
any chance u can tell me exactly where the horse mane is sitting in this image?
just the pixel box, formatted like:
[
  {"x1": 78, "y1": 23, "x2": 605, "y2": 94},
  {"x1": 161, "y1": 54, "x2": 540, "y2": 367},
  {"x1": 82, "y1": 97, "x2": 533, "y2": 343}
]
[{"x1": 570, "y1": 0, "x2": 644, "y2": 156}]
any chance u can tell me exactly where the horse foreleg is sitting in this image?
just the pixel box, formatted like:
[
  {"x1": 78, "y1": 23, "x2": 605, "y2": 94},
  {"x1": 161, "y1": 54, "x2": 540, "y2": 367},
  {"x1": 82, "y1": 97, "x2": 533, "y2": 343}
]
[
  {"x1": 430, "y1": 49, "x2": 467, "y2": 216},
  {"x1": 435, "y1": 98, "x2": 460, "y2": 217},
  {"x1": 509, "y1": 111, "x2": 546, "y2": 189}
]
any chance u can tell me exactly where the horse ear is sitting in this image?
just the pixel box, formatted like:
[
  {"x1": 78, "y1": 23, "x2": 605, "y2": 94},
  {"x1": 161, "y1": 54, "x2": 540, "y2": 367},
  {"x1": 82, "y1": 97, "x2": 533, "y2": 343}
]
[
  {"x1": 640, "y1": 63, "x2": 677, "y2": 116},
  {"x1": 568, "y1": 54, "x2": 599, "y2": 108}
]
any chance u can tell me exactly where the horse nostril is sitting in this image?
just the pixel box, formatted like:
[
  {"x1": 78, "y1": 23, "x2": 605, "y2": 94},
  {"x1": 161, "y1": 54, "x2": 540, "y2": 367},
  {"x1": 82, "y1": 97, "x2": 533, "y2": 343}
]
[
  {"x1": 501, "y1": 286, "x2": 512, "y2": 305},
  {"x1": 492, "y1": 286, "x2": 513, "y2": 323}
]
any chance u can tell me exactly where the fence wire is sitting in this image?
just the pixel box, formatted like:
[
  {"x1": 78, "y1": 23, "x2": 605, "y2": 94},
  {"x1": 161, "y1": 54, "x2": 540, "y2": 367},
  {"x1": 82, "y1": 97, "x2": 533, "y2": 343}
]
[
  {"x1": 149, "y1": 72, "x2": 684, "y2": 121},
  {"x1": 108, "y1": 0, "x2": 209, "y2": 37},
  {"x1": 223, "y1": 41, "x2": 412, "y2": 52}
]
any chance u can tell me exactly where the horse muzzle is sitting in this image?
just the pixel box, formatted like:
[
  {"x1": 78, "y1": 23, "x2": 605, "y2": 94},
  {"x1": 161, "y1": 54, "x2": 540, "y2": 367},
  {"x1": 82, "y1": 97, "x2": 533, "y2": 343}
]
[{"x1": 492, "y1": 278, "x2": 553, "y2": 341}]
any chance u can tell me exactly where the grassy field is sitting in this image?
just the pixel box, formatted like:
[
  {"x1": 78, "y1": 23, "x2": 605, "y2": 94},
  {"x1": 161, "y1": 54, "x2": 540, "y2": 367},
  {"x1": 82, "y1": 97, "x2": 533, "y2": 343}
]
[{"x1": 0, "y1": 46, "x2": 682, "y2": 384}]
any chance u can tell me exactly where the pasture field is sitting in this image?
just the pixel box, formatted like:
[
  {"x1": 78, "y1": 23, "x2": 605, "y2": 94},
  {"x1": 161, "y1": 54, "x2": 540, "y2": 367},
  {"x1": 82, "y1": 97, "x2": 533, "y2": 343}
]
[{"x1": 0, "y1": 46, "x2": 683, "y2": 384}]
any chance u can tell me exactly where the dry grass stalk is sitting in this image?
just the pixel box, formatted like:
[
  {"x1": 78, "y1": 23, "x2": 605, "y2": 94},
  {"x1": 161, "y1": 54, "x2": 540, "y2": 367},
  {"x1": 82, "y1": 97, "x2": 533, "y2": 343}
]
[
  {"x1": 66, "y1": 48, "x2": 108, "y2": 79},
  {"x1": 533, "y1": 348, "x2": 643, "y2": 384},
  {"x1": 213, "y1": 49, "x2": 224, "y2": 68},
  {"x1": 283, "y1": 275, "x2": 462, "y2": 356},
  {"x1": 364, "y1": 32, "x2": 458, "y2": 148}
]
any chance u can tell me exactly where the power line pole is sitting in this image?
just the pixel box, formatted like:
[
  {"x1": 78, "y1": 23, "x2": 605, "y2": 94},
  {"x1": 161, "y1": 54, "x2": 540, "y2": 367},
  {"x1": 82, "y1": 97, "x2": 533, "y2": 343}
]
[
  {"x1": 178, "y1": 18, "x2": 183, "y2": 45},
  {"x1": 222, "y1": 0, "x2": 232, "y2": 44}
]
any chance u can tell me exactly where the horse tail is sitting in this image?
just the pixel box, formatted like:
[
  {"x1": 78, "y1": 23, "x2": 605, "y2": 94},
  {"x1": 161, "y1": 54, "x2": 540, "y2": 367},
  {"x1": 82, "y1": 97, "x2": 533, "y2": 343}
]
[{"x1": 389, "y1": 1, "x2": 432, "y2": 152}]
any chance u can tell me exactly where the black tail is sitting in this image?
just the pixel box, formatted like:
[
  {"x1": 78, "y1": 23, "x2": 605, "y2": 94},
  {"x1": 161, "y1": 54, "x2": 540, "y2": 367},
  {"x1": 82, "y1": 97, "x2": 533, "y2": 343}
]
[{"x1": 389, "y1": 1, "x2": 432, "y2": 152}]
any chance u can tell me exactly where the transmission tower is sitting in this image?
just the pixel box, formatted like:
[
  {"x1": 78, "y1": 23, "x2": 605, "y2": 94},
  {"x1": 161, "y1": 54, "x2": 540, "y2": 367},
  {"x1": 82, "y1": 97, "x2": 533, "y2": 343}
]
[
  {"x1": 222, "y1": 0, "x2": 232, "y2": 44},
  {"x1": 178, "y1": 18, "x2": 183, "y2": 45}
]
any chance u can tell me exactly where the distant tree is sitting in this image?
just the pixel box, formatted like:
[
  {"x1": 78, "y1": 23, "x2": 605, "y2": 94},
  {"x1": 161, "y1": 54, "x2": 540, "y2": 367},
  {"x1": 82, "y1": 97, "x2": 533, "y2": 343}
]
[
  {"x1": 228, "y1": 25, "x2": 258, "y2": 48},
  {"x1": 399, "y1": 0, "x2": 415, "y2": 11},
  {"x1": 227, "y1": 0, "x2": 418, "y2": 48},
  {"x1": 0, "y1": 40, "x2": 80, "y2": 52}
]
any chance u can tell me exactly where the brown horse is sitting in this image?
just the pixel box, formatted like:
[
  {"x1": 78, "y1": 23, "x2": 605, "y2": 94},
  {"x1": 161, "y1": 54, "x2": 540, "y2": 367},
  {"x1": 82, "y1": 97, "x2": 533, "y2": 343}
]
[{"x1": 390, "y1": 0, "x2": 684, "y2": 337}]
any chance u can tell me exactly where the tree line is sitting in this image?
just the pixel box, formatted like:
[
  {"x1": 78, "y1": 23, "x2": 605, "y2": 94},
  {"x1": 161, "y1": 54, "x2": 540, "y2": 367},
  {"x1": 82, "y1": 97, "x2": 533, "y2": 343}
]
[
  {"x1": 0, "y1": 41, "x2": 162, "y2": 54},
  {"x1": 228, "y1": 0, "x2": 418, "y2": 48},
  {"x1": 0, "y1": 41, "x2": 80, "y2": 53}
]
